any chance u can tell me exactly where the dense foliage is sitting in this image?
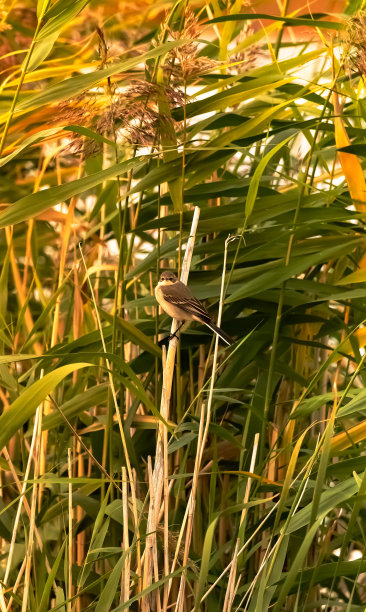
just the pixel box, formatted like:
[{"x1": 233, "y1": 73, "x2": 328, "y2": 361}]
[{"x1": 2, "y1": 0, "x2": 366, "y2": 609}]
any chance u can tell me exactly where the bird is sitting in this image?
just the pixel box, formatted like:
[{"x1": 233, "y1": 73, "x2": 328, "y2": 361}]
[{"x1": 155, "y1": 270, "x2": 233, "y2": 346}]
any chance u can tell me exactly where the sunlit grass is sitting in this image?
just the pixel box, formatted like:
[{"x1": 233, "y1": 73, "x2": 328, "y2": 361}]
[{"x1": 1, "y1": 1, "x2": 366, "y2": 610}]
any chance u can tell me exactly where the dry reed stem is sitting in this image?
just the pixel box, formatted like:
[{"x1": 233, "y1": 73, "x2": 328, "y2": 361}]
[
  {"x1": 142, "y1": 206, "x2": 200, "y2": 609},
  {"x1": 76, "y1": 439, "x2": 85, "y2": 612},
  {"x1": 157, "y1": 472, "x2": 176, "y2": 525},
  {"x1": 4, "y1": 226, "x2": 42, "y2": 354},
  {"x1": 2, "y1": 401, "x2": 42, "y2": 600},
  {"x1": 68, "y1": 448, "x2": 73, "y2": 612},
  {"x1": 50, "y1": 163, "x2": 83, "y2": 348},
  {"x1": 223, "y1": 433, "x2": 260, "y2": 611},
  {"x1": 21, "y1": 397, "x2": 43, "y2": 612},
  {"x1": 21, "y1": 149, "x2": 60, "y2": 295},
  {"x1": 121, "y1": 466, "x2": 130, "y2": 605},
  {"x1": 5, "y1": 557, "x2": 26, "y2": 612},
  {"x1": 94, "y1": 141, "x2": 108, "y2": 300},
  {"x1": 0, "y1": 588, "x2": 5, "y2": 612},
  {"x1": 162, "y1": 425, "x2": 169, "y2": 611},
  {"x1": 149, "y1": 457, "x2": 162, "y2": 612},
  {"x1": 167, "y1": 499, "x2": 189, "y2": 602},
  {"x1": 2, "y1": 447, "x2": 52, "y2": 574},
  {"x1": 144, "y1": 456, "x2": 159, "y2": 611},
  {"x1": 22, "y1": 218, "x2": 34, "y2": 295},
  {"x1": 175, "y1": 233, "x2": 230, "y2": 611},
  {"x1": 0, "y1": 388, "x2": 9, "y2": 409},
  {"x1": 22, "y1": 178, "x2": 42, "y2": 296},
  {"x1": 76, "y1": 440, "x2": 85, "y2": 565}
]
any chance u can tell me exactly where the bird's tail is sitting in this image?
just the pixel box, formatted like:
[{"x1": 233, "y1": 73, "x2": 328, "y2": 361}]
[{"x1": 204, "y1": 321, "x2": 233, "y2": 346}]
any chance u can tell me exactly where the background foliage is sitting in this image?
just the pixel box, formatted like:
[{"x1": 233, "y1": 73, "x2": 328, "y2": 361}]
[{"x1": 2, "y1": 0, "x2": 366, "y2": 609}]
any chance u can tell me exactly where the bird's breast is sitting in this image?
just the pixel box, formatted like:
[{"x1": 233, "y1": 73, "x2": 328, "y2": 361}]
[
  {"x1": 155, "y1": 284, "x2": 163, "y2": 303},
  {"x1": 155, "y1": 284, "x2": 192, "y2": 320}
]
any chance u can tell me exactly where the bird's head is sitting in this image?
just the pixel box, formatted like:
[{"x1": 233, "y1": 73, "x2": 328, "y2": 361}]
[{"x1": 159, "y1": 271, "x2": 178, "y2": 285}]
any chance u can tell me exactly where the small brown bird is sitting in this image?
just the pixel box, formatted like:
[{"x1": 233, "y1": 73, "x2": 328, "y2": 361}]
[{"x1": 155, "y1": 270, "x2": 233, "y2": 345}]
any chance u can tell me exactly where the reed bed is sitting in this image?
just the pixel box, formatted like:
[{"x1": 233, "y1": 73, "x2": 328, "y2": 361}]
[{"x1": 1, "y1": 0, "x2": 366, "y2": 610}]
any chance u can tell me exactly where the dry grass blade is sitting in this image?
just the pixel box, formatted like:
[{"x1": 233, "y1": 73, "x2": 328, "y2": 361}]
[
  {"x1": 121, "y1": 466, "x2": 130, "y2": 605},
  {"x1": 223, "y1": 433, "x2": 260, "y2": 611}
]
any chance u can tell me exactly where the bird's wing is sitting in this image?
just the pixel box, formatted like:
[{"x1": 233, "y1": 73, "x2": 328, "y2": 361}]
[{"x1": 160, "y1": 282, "x2": 210, "y2": 321}]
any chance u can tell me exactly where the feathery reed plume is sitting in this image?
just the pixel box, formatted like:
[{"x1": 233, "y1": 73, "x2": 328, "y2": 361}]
[
  {"x1": 229, "y1": 24, "x2": 267, "y2": 74},
  {"x1": 57, "y1": 76, "x2": 184, "y2": 154},
  {"x1": 56, "y1": 9, "x2": 217, "y2": 157},
  {"x1": 343, "y1": 12, "x2": 366, "y2": 78},
  {"x1": 163, "y1": 6, "x2": 217, "y2": 81}
]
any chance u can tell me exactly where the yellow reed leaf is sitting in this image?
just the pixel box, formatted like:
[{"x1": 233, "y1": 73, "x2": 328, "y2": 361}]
[
  {"x1": 355, "y1": 327, "x2": 366, "y2": 347},
  {"x1": 222, "y1": 470, "x2": 283, "y2": 487},
  {"x1": 333, "y1": 91, "x2": 366, "y2": 211},
  {"x1": 337, "y1": 326, "x2": 366, "y2": 357},
  {"x1": 331, "y1": 420, "x2": 366, "y2": 453}
]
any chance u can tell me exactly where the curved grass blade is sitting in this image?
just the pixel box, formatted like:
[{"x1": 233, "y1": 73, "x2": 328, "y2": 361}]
[{"x1": 0, "y1": 363, "x2": 88, "y2": 451}]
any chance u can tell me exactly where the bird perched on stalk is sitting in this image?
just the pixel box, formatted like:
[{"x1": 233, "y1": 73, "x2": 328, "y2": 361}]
[{"x1": 155, "y1": 270, "x2": 233, "y2": 345}]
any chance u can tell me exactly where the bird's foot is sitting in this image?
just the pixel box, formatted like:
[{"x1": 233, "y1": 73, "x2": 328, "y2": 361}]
[
  {"x1": 157, "y1": 333, "x2": 177, "y2": 347},
  {"x1": 168, "y1": 329, "x2": 180, "y2": 342},
  {"x1": 157, "y1": 328, "x2": 181, "y2": 347},
  {"x1": 157, "y1": 323, "x2": 184, "y2": 347}
]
